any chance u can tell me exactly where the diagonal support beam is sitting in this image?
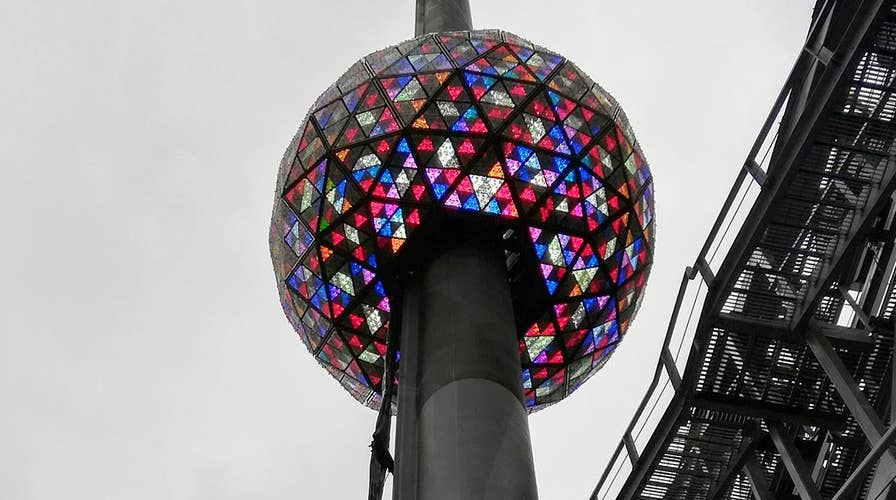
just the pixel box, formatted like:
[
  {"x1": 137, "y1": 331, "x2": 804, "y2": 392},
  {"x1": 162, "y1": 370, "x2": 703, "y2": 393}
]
[
  {"x1": 743, "y1": 457, "x2": 777, "y2": 500},
  {"x1": 807, "y1": 329, "x2": 890, "y2": 442},
  {"x1": 806, "y1": 328, "x2": 896, "y2": 473},
  {"x1": 768, "y1": 422, "x2": 822, "y2": 500},
  {"x1": 792, "y1": 154, "x2": 896, "y2": 331},
  {"x1": 868, "y1": 325, "x2": 896, "y2": 500},
  {"x1": 623, "y1": 432, "x2": 639, "y2": 466},
  {"x1": 707, "y1": 0, "x2": 891, "y2": 317},
  {"x1": 833, "y1": 422, "x2": 896, "y2": 500},
  {"x1": 708, "y1": 426, "x2": 765, "y2": 500}
]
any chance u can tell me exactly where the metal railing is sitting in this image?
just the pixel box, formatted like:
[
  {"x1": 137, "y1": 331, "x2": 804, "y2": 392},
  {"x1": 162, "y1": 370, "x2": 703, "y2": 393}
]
[
  {"x1": 588, "y1": 1, "x2": 896, "y2": 497},
  {"x1": 587, "y1": 6, "x2": 840, "y2": 490},
  {"x1": 590, "y1": 100, "x2": 781, "y2": 500}
]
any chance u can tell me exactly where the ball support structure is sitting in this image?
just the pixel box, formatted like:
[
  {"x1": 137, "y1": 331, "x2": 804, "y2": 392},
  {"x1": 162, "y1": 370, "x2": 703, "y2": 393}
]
[{"x1": 269, "y1": 3, "x2": 654, "y2": 497}]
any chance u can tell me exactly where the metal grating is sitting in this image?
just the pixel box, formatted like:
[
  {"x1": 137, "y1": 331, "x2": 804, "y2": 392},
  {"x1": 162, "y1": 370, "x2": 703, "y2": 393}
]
[{"x1": 592, "y1": 1, "x2": 896, "y2": 498}]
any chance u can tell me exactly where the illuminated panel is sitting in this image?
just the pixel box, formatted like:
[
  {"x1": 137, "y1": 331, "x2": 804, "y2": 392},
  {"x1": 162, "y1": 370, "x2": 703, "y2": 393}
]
[{"x1": 270, "y1": 30, "x2": 655, "y2": 412}]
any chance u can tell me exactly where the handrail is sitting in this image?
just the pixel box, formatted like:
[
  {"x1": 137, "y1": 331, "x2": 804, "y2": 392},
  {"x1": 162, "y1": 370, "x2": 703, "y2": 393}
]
[
  {"x1": 589, "y1": 2, "x2": 848, "y2": 494},
  {"x1": 588, "y1": 16, "x2": 833, "y2": 495},
  {"x1": 589, "y1": 99, "x2": 779, "y2": 500}
]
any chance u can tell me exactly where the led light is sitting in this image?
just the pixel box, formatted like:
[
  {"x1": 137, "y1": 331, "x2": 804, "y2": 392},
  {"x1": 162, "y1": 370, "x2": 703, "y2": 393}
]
[{"x1": 270, "y1": 30, "x2": 655, "y2": 412}]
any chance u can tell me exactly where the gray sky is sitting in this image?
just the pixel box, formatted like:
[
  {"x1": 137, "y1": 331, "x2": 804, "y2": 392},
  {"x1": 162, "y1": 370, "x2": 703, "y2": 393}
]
[{"x1": 1, "y1": 1, "x2": 813, "y2": 498}]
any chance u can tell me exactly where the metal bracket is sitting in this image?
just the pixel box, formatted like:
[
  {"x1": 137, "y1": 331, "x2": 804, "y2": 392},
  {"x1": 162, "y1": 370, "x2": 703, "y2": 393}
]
[
  {"x1": 745, "y1": 158, "x2": 767, "y2": 186},
  {"x1": 660, "y1": 347, "x2": 682, "y2": 391},
  {"x1": 623, "y1": 432, "x2": 639, "y2": 466},
  {"x1": 695, "y1": 256, "x2": 715, "y2": 285}
]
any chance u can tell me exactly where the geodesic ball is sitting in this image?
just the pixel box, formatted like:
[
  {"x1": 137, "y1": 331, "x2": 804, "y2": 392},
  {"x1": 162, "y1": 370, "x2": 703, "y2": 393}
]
[{"x1": 270, "y1": 29, "x2": 654, "y2": 412}]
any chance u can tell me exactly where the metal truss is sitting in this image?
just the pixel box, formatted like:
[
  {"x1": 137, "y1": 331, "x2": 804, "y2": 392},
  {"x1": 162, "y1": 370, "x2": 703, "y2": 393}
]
[{"x1": 592, "y1": 0, "x2": 896, "y2": 498}]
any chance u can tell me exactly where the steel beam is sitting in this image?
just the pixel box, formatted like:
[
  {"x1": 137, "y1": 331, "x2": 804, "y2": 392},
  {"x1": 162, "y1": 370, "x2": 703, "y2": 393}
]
[
  {"x1": 714, "y1": 312, "x2": 875, "y2": 344},
  {"x1": 743, "y1": 457, "x2": 777, "y2": 500},
  {"x1": 592, "y1": 4, "x2": 892, "y2": 496},
  {"x1": 767, "y1": 422, "x2": 822, "y2": 500},
  {"x1": 814, "y1": 321, "x2": 876, "y2": 345},
  {"x1": 805, "y1": 328, "x2": 896, "y2": 475},
  {"x1": 869, "y1": 309, "x2": 896, "y2": 500},
  {"x1": 868, "y1": 206, "x2": 896, "y2": 318},
  {"x1": 807, "y1": 329, "x2": 889, "y2": 440},
  {"x1": 810, "y1": 431, "x2": 834, "y2": 489},
  {"x1": 839, "y1": 285, "x2": 874, "y2": 335},
  {"x1": 707, "y1": 427, "x2": 765, "y2": 500},
  {"x1": 693, "y1": 394, "x2": 847, "y2": 431},
  {"x1": 780, "y1": 0, "x2": 833, "y2": 148},
  {"x1": 791, "y1": 153, "x2": 896, "y2": 332},
  {"x1": 707, "y1": 0, "x2": 889, "y2": 319},
  {"x1": 833, "y1": 422, "x2": 896, "y2": 500}
]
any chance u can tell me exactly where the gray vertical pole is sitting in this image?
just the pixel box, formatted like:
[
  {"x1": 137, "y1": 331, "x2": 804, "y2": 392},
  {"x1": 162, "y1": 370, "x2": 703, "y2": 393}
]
[
  {"x1": 394, "y1": 241, "x2": 539, "y2": 500},
  {"x1": 415, "y1": 0, "x2": 473, "y2": 36},
  {"x1": 396, "y1": 3, "x2": 535, "y2": 498}
]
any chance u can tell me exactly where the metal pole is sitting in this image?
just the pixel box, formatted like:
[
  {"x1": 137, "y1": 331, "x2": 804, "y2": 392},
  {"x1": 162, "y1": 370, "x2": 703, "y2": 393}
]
[
  {"x1": 415, "y1": 0, "x2": 473, "y2": 36},
  {"x1": 767, "y1": 422, "x2": 822, "y2": 500},
  {"x1": 806, "y1": 328, "x2": 896, "y2": 469},
  {"x1": 833, "y1": 423, "x2": 896, "y2": 500},
  {"x1": 868, "y1": 320, "x2": 896, "y2": 500},
  {"x1": 743, "y1": 457, "x2": 776, "y2": 500},
  {"x1": 394, "y1": 238, "x2": 538, "y2": 499}
]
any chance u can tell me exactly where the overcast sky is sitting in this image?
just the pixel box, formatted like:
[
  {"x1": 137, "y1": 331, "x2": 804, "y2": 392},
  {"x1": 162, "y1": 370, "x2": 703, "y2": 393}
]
[{"x1": 1, "y1": 1, "x2": 814, "y2": 498}]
